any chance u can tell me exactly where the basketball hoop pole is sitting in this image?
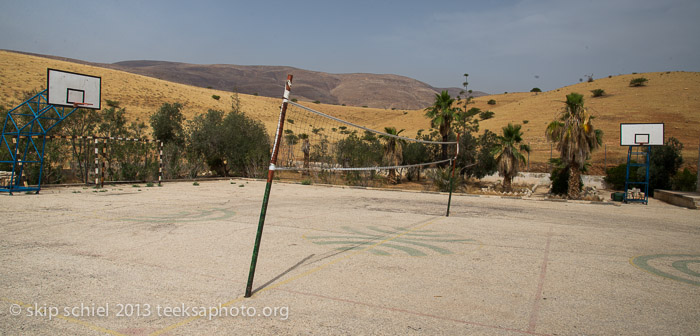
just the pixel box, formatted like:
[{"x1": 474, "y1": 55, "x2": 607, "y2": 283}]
[{"x1": 245, "y1": 75, "x2": 293, "y2": 298}]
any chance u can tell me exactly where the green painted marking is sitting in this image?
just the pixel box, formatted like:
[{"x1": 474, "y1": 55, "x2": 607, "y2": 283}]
[
  {"x1": 313, "y1": 240, "x2": 428, "y2": 256},
  {"x1": 121, "y1": 208, "x2": 236, "y2": 223},
  {"x1": 342, "y1": 226, "x2": 382, "y2": 237},
  {"x1": 313, "y1": 240, "x2": 375, "y2": 247},
  {"x1": 631, "y1": 254, "x2": 700, "y2": 286},
  {"x1": 393, "y1": 238, "x2": 452, "y2": 255},
  {"x1": 368, "y1": 249, "x2": 391, "y2": 256},
  {"x1": 672, "y1": 260, "x2": 700, "y2": 278},
  {"x1": 402, "y1": 232, "x2": 458, "y2": 238},
  {"x1": 306, "y1": 225, "x2": 474, "y2": 257},
  {"x1": 367, "y1": 226, "x2": 407, "y2": 235},
  {"x1": 378, "y1": 243, "x2": 427, "y2": 256}
]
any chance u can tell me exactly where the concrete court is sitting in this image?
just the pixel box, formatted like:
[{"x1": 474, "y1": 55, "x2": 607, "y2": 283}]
[{"x1": 0, "y1": 180, "x2": 698, "y2": 335}]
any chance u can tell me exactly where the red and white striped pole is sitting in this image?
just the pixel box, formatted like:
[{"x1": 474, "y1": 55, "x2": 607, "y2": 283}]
[
  {"x1": 158, "y1": 141, "x2": 163, "y2": 186},
  {"x1": 94, "y1": 139, "x2": 99, "y2": 187},
  {"x1": 245, "y1": 74, "x2": 293, "y2": 298}
]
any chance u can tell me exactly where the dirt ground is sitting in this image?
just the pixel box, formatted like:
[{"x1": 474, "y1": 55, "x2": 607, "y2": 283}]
[{"x1": 1, "y1": 180, "x2": 699, "y2": 335}]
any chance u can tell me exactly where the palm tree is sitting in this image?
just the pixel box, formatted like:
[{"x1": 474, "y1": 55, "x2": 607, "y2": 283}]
[
  {"x1": 545, "y1": 92, "x2": 603, "y2": 198},
  {"x1": 380, "y1": 127, "x2": 405, "y2": 184},
  {"x1": 424, "y1": 90, "x2": 456, "y2": 161},
  {"x1": 493, "y1": 123, "x2": 530, "y2": 192}
]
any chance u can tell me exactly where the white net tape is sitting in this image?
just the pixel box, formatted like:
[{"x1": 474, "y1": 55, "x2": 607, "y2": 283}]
[{"x1": 275, "y1": 101, "x2": 458, "y2": 173}]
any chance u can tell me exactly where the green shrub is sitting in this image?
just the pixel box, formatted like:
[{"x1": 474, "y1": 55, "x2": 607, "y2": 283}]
[
  {"x1": 193, "y1": 181, "x2": 199, "y2": 186},
  {"x1": 647, "y1": 137, "x2": 684, "y2": 195},
  {"x1": 671, "y1": 168, "x2": 697, "y2": 191},
  {"x1": 455, "y1": 130, "x2": 498, "y2": 180},
  {"x1": 591, "y1": 89, "x2": 605, "y2": 97},
  {"x1": 212, "y1": 95, "x2": 221, "y2": 100},
  {"x1": 186, "y1": 108, "x2": 271, "y2": 178},
  {"x1": 523, "y1": 120, "x2": 529, "y2": 124},
  {"x1": 487, "y1": 99, "x2": 496, "y2": 105},
  {"x1": 146, "y1": 182, "x2": 154, "y2": 187},
  {"x1": 313, "y1": 100, "x2": 320, "y2": 104},
  {"x1": 629, "y1": 77, "x2": 648, "y2": 87},
  {"x1": 429, "y1": 167, "x2": 463, "y2": 192},
  {"x1": 479, "y1": 110, "x2": 495, "y2": 120},
  {"x1": 530, "y1": 88, "x2": 541, "y2": 93},
  {"x1": 301, "y1": 179, "x2": 312, "y2": 185},
  {"x1": 605, "y1": 163, "x2": 640, "y2": 190}
]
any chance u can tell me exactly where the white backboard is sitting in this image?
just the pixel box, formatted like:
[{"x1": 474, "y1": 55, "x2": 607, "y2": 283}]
[
  {"x1": 47, "y1": 69, "x2": 101, "y2": 109},
  {"x1": 620, "y1": 123, "x2": 664, "y2": 146}
]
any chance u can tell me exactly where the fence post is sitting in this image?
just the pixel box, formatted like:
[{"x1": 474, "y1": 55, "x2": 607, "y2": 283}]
[{"x1": 604, "y1": 144, "x2": 607, "y2": 174}]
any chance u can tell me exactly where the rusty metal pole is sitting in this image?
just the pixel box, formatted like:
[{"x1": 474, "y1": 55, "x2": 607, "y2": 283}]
[{"x1": 245, "y1": 75, "x2": 293, "y2": 298}]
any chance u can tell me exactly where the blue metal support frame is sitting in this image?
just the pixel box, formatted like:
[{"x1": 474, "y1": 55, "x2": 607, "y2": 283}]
[
  {"x1": 623, "y1": 145, "x2": 651, "y2": 204},
  {"x1": 1, "y1": 90, "x2": 79, "y2": 195}
]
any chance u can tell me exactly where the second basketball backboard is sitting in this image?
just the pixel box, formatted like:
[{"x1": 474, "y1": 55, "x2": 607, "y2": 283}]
[{"x1": 620, "y1": 123, "x2": 664, "y2": 146}]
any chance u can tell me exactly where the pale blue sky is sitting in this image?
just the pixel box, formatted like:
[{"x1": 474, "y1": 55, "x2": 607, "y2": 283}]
[{"x1": 1, "y1": 0, "x2": 699, "y2": 93}]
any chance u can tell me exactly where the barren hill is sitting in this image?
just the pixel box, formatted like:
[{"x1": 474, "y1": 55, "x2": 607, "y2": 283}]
[
  {"x1": 6, "y1": 50, "x2": 483, "y2": 109},
  {"x1": 1, "y1": 50, "x2": 698, "y2": 173},
  {"x1": 108, "y1": 60, "x2": 480, "y2": 110}
]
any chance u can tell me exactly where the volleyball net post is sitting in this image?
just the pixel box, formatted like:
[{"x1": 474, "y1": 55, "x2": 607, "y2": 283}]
[
  {"x1": 245, "y1": 75, "x2": 293, "y2": 298},
  {"x1": 244, "y1": 75, "x2": 462, "y2": 297},
  {"x1": 446, "y1": 133, "x2": 460, "y2": 217}
]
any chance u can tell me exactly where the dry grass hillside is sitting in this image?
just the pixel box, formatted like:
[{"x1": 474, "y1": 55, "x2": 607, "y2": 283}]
[
  {"x1": 473, "y1": 72, "x2": 700, "y2": 172},
  {"x1": 1, "y1": 50, "x2": 698, "y2": 174}
]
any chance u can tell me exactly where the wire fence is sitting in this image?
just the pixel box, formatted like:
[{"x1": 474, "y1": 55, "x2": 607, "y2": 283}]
[
  {"x1": 521, "y1": 135, "x2": 700, "y2": 176},
  {"x1": 0, "y1": 135, "x2": 162, "y2": 187}
]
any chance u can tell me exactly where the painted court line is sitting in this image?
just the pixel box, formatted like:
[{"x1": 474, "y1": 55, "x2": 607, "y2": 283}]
[
  {"x1": 1, "y1": 298, "x2": 126, "y2": 336},
  {"x1": 277, "y1": 288, "x2": 551, "y2": 336},
  {"x1": 527, "y1": 226, "x2": 553, "y2": 333}
]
